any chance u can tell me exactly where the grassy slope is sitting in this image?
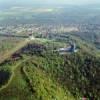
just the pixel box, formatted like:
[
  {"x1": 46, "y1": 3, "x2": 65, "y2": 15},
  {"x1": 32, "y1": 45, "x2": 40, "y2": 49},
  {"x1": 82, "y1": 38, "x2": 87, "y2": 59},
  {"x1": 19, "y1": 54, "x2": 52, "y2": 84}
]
[
  {"x1": 0, "y1": 39, "x2": 29, "y2": 64},
  {"x1": 0, "y1": 58, "x2": 33, "y2": 100},
  {"x1": 0, "y1": 56, "x2": 75, "y2": 100}
]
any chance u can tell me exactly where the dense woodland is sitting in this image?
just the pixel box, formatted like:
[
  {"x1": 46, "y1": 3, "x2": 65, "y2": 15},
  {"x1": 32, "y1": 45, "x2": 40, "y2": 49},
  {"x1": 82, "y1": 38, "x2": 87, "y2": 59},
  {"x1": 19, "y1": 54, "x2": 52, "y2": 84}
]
[{"x1": 0, "y1": 39, "x2": 99, "y2": 100}]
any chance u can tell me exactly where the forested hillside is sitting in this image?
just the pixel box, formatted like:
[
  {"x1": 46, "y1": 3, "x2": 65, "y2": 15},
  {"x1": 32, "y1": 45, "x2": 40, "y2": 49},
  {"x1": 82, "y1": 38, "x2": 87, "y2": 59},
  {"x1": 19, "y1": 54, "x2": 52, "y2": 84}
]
[{"x1": 0, "y1": 39, "x2": 99, "y2": 100}]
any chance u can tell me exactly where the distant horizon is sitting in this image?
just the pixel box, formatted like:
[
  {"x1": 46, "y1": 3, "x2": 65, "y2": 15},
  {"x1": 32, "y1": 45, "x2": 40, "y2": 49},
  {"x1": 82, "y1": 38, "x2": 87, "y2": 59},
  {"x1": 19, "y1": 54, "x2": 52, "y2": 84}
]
[
  {"x1": 0, "y1": 0, "x2": 100, "y2": 9},
  {"x1": 0, "y1": 1, "x2": 100, "y2": 10},
  {"x1": 1, "y1": 0, "x2": 100, "y2": 5},
  {"x1": 1, "y1": 3, "x2": 100, "y2": 9}
]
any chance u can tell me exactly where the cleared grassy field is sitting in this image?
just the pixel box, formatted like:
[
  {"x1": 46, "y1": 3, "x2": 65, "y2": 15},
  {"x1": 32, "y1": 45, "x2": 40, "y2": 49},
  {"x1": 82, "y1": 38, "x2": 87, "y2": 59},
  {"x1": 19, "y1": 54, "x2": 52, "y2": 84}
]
[{"x1": 0, "y1": 39, "x2": 29, "y2": 64}]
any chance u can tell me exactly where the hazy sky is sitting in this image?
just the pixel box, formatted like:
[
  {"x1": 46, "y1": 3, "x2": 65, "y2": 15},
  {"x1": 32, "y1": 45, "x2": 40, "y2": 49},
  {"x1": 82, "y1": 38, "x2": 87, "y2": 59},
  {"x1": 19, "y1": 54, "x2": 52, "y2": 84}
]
[{"x1": 0, "y1": 0, "x2": 100, "y2": 7}]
